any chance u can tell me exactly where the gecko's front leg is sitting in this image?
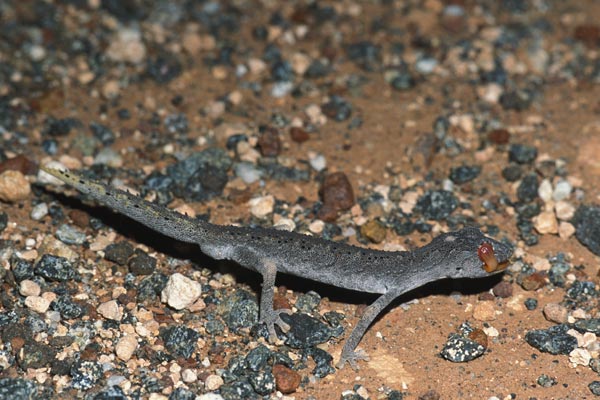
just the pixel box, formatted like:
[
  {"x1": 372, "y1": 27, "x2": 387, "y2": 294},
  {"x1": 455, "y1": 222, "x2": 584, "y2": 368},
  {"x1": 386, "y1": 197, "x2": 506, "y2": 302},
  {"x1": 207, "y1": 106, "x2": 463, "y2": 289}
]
[{"x1": 256, "y1": 260, "x2": 292, "y2": 340}]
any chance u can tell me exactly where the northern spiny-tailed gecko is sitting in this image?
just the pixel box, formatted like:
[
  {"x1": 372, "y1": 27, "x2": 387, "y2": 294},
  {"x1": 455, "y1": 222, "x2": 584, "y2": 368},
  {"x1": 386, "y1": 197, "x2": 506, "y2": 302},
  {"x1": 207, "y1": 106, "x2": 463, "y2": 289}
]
[{"x1": 40, "y1": 165, "x2": 513, "y2": 368}]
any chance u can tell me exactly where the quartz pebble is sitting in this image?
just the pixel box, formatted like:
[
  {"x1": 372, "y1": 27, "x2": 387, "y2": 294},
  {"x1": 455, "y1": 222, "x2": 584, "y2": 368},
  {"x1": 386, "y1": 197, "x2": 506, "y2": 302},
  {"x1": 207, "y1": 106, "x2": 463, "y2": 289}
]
[
  {"x1": 204, "y1": 374, "x2": 224, "y2": 391},
  {"x1": 25, "y1": 296, "x2": 51, "y2": 313},
  {"x1": 19, "y1": 280, "x2": 41, "y2": 297},
  {"x1": 115, "y1": 335, "x2": 138, "y2": 361},
  {"x1": 543, "y1": 303, "x2": 568, "y2": 323},
  {"x1": 248, "y1": 195, "x2": 275, "y2": 218},
  {"x1": 161, "y1": 273, "x2": 202, "y2": 310},
  {"x1": 30, "y1": 203, "x2": 49, "y2": 221},
  {"x1": 0, "y1": 170, "x2": 30, "y2": 202},
  {"x1": 97, "y1": 300, "x2": 123, "y2": 321},
  {"x1": 533, "y1": 211, "x2": 558, "y2": 234}
]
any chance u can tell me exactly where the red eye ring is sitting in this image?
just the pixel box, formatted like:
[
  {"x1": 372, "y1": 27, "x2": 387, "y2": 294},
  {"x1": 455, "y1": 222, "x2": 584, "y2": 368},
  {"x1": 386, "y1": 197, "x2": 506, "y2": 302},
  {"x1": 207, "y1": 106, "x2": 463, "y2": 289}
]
[{"x1": 478, "y1": 242, "x2": 499, "y2": 272}]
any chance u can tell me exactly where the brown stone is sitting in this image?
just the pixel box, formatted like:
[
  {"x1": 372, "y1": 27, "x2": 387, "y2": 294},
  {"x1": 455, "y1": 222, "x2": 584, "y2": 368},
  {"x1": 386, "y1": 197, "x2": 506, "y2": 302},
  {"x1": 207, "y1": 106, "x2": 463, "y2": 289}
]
[
  {"x1": 69, "y1": 209, "x2": 90, "y2": 228},
  {"x1": 488, "y1": 129, "x2": 510, "y2": 145},
  {"x1": 257, "y1": 126, "x2": 281, "y2": 157},
  {"x1": 0, "y1": 155, "x2": 37, "y2": 175},
  {"x1": 290, "y1": 127, "x2": 309, "y2": 143},
  {"x1": 360, "y1": 220, "x2": 387, "y2": 243},
  {"x1": 273, "y1": 364, "x2": 301, "y2": 394},
  {"x1": 492, "y1": 281, "x2": 513, "y2": 298},
  {"x1": 317, "y1": 172, "x2": 354, "y2": 221},
  {"x1": 521, "y1": 272, "x2": 547, "y2": 291},
  {"x1": 468, "y1": 328, "x2": 488, "y2": 349},
  {"x1": 574, "y1": 24, "x2": 600, "y2": 47}
]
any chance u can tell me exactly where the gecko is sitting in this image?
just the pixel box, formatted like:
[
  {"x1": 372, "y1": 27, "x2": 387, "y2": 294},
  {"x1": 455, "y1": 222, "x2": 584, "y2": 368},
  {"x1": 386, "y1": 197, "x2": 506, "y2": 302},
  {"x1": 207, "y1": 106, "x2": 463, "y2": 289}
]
[{"x1": 39, "y1": 165, "x2": 513, "y2": 368}]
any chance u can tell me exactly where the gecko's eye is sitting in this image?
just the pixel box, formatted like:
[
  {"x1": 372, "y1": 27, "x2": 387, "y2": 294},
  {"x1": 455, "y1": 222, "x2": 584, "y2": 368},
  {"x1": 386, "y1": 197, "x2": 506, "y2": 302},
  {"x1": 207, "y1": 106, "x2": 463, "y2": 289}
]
[{"x1": 478, "y1": 242, "x2": 499, "y2": 272}]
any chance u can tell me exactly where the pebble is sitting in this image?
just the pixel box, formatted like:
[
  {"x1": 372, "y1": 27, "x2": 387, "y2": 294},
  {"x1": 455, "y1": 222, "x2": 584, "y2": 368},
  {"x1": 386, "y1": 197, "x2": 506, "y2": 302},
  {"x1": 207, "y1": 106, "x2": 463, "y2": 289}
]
[
  {"x1": 473, "y1": 301, "x2": 496, "y2": 321},
  {"x1": 219, "y1": 289, "x2": 258, "y2": 332},
  {"x1": 257, "y1": 126, "x2": 281, "y2": 157},
  {"x1": 97, "y1": 300, "x2": 123, "y2": 321},
  {"x1": 533, "y1": 211, "x2": 558, "y2": 235},
  {"x1": 360, "y1": 220, "x2": 387, "y2": 243},
  {"x1": 0, "y1": 155, "x2": 37, "y2": 175},
  {"x1": 569, "y1": 348, "x2": 592, "y2": 366},
  {"x1": 234, "y1": 162, "x2": 263, "y2": 184},
  {"x1": 492, "y1": 281, "x2": 513, "y2": 298},
  {"x1": 502, "y1": 164, "x2": 522, "y2": 182},
  {"x1": 128, "y1": 250, "x2": 156, "y2": 276},
  {"x1": 318, "y1": 172, "x2": 355, "y2": 221},
  {"x1": 205, "y1": 374, "x2": 224, "y2": 391},
  {"x1": 282, "y1": 313, "x2": 339, "y2": 348},
  {"x1": 555, "y1": 201, "x2": 575, "y2": 220},
  {"x1": 248, "y1": 195, "x2": 275, "y2": 218},
  {"x1": 543, "y1": 303, "x2": 568, "y2": 323},
  {"x1": 0, "y1": 212, "x2": 6, "y2": 233},
  {"x1": 525, "y1": 324, "x2": 578, "y2": 355},
  {"x1": 517, "y1": 173, "x2": 539, "y2": 203},
  {"x1": 104, "y1": 242, "x2": 134, "y2": 266},
  {"x1": 537, "y1": 179, "x2": 553, "y2": 203},
  {"x1": 509, "y1": 144, "x2": 538, "y2": 164},
  {"x1": 415, "y1": 190, "x2": 458, "y2": 220},
  {"x1": 25, "y1": 296, "x2": 51, "y2": 313},
  {"x1": 573, "y1": 205, "x2": 600, "y2": 256},
  {"x1": 558, "y1": 222, "x2": 576, "y2": 239},
  {"x1": 308, "y1": 153, "x2": 327, "y2": 172},
  {"x1": 161, "y1": 273, "x2": 202, "y2": 310},
  {"x1": 106, "y1": 28, "x2": 146, "y2": 64},
  {"x1": 30, "y1": 203, "x2": 49, "y2": 221},
  {"x1": 553, "y1": 180, "x2": 572, "y2": 201},
  {"x1": 55, "y1": 224, "x2": 87, "y2": 245},
  {"x1": 321, "y1": 96, "x2": 352, "y2": 122},
  {"x1": 440, "y1": 322, "x2": 487, "y2": 362},
  {"x1": 272, "y1": 364, "x2": 301, "y2": 394},
  {"x1": 589, "y1": 381, "x2": 600, "y2": 396},
  {"x1": 0, "y1": 170, "x2": 31, "y2": 202},
  {"x1": 160, "y1": 325, "x2": 200, "y2": 359},
  {"x1": 449, "y1": 165, "x2": 481, "y2": 184},
  {"x1": 19, "y1": 280, "x2": 41, "y2": 297},
  {"x1": 181, "y1": 369, "x2": 197, "y2": 383},
  {"x1": 115, "y1": 335, "x2": 138, "y2": 361},
  {"x1": 290, "y1": 127, "x2": 309, "y2": 143},
  {"x1": 34, "y1": 254, "x2": 76, "y2": 282}
]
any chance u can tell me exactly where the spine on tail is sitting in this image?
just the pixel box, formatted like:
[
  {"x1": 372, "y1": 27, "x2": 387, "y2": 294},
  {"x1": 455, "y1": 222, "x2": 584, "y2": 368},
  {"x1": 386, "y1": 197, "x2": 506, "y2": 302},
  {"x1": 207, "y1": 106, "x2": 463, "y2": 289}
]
[{"x1": 40, "y1": 166, "x2": 207, "y2": 244}]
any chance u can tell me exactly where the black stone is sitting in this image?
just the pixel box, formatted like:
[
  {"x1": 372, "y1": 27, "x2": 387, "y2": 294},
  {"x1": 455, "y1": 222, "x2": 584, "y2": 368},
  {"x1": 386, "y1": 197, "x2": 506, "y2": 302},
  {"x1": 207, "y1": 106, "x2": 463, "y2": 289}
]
[
  {"x1": 35, "y1": 254, "x2": 76, "y2": 282},
  {"x1": 104, "y1": 242, "x2": 134, "y2": 266},
  {"x1": 160, "y1": 325, "x2": 200, "y2": 359},
  {"x1": 128, "y1": 250, "x2": 157, "y2": 275},
  {"x1": 509, "y1": 144, "x2": 538, "y2": 164},
  {"x1": 572, "y1": 205, "x2": 600, "y2": 256},
  {"x1": 415, "y1": 190, "x2": 458, "y2": 220},
  {"x1": 516, "y1": 173, "x2": 538, "y2": 203},
  {"x1": 281, "y1": 313, "x2": 339, "y2": 348},
  {"x1": 525, "y1": 324, "x2": 578, "y2": 355},
  {"x1": 51, "y1": 295, "x2": 85, "y2": 319},
  {"x1": 449, "y1": 165, "x2": 481, "y2": 184}
]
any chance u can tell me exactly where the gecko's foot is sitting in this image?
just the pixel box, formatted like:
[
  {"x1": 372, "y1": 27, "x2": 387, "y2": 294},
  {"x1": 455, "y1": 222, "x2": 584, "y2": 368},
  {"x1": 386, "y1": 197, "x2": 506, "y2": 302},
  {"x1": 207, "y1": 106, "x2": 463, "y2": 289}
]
[
  {"x1": 336, "y1": 348, "x2": 369, "y2": 370},
  {"x1": 260, "y1": 308, "x2": 293, "y2": 341}
]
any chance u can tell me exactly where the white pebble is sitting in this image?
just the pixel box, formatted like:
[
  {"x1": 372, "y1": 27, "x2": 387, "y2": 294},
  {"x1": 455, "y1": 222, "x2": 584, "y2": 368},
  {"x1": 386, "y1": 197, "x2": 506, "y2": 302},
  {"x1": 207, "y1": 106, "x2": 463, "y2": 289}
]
[
  {"x1": 161, "y1": 273, "x2": 202, "y2": 310},
  {"x1": 309, "y1": 220, "x2": 325, "y2": 234},
  {"x1": 569, "y1": 348, "x2": 591, "y2": 366},
  {"x1": 198, "y1": 394, "x2": 225, "y2": 400},
  {"x1": 235, "y1": 162, "x2": 263, "y2": 184},
  {"x1": 97, "y1": 300, "x2": 123, "y2": 321},
  {"x1": 19, "y1": 280, "x2": 41, "y2": 297},
  {"x1": 248, "y1": 195, "x2": 274, "y2": 218},
  {"x1": 555, "y1": 200, "x2": 575, "y2": 220},
  {"x1": 30, "y1": 202, "x2": 49, "y2": 220},
  {"x1": 308, "y1": 153, "x2": 327, "y2": 172},
  {"x1": 115, "y1": 335, "x2": 138, "y2": 361},
  {"x1": 25, "y1": 296, "x2": 50, "y2": 313},
  {"x1": 533, "y1": 210, "x2": 558, "y2": 234},
  {"x1": 553, "y1": 180, "x2": 572, "y2": 201},
  {"x1": 205, "y1": 374, "x2": 224, "y2": 391},
  {"x1": 273, "y1": 218, "x2": 296, "y2": 232},
  {"x1": 181, "y1": 369, "x2": 197, "y2": 383},
  {"x1": 537, "y1": 179, "x2": 553, "y2": 203}
]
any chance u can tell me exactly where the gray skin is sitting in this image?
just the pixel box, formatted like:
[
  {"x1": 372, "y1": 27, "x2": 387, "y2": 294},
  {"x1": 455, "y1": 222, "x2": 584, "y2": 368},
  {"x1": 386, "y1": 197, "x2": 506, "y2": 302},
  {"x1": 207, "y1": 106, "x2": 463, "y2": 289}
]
[{"x1": 41, "y1": 166, "x2": 513, "y2": 368}]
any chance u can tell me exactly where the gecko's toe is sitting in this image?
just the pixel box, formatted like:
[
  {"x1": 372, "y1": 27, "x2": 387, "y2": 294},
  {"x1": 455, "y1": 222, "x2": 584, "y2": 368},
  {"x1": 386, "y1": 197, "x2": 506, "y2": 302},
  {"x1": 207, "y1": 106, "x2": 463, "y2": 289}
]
[
  {"x1": 336, "y1": 348, "x2": 369, "y2": 370},
  {"x1": 261, "y1": 308, "x2": 293, "y2": 341}
]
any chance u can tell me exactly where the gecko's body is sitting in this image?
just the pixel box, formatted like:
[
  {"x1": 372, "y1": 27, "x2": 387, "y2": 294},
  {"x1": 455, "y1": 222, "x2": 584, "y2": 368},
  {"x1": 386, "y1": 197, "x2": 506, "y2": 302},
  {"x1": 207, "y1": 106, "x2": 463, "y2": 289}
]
[{"x1": 40, "y1": 166, "x2": 513, "y2": 367}]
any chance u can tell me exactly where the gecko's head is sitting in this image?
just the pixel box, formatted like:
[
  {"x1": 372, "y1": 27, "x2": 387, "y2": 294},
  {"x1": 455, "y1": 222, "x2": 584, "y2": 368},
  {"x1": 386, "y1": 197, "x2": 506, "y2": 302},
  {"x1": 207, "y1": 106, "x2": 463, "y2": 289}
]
[{"x1": 439, "y1": 227, "x2": 513, "y2": 279}]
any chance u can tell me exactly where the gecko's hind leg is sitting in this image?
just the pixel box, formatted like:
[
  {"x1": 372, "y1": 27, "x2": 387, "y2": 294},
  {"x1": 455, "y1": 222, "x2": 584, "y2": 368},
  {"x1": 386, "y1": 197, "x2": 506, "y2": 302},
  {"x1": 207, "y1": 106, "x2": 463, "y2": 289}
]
[
  {"x1": 337, "y1": 288, "x2": 402, "y2": 369},
  {"x1": 257, "y1": 260, "x2": 292, "y2": 341}
]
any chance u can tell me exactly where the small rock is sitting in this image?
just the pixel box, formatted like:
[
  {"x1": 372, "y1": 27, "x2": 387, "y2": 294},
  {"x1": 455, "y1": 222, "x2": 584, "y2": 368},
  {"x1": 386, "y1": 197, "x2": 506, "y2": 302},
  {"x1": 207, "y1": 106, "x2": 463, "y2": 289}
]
[
  {"x1": 553, "y1": 180, "x2": 572, "y2": 201},
  {"x1": 161, "y1": 273, "x2": 202, "y2": 310},
  {"x1": 106, "y1": 28, "x2": 146, "y2": 64},
  {"x1": 205, "y1": 374, "x2": 224, "y2": 391},
  {"x1": 257, "y1": 126, "x2": 281, "y2": 157},
  {"x1": 19, "y1": 280, "x2": 41, "y2": 297},
  {"x1": 589, "y1": 381, "x2": 600, "y2": 396},
  {"x1": 569, "y1": 348, "x2": 592, "y2": 366},
  {"x1": 360, "y1": 220, "x2": 386, "y2": 243},
  {"x1": 415, "y1": 190, "x2": 458, "y2": 220},
  {"x1": 234, "y1": 162, "x2": 263, "y2": 184},
  {"x1": 543, "y1": 303, "x2": 568, "y2": 323},
  {"x1": 509, "y1": 144, "x2": 537, "y2": 164},
  {"x1": 0, "y1": 170, "x2": 31, "y2": 202},
  {"x1": 492, "y1": 281, "x2": 513, "y2": 298},
  {"x1": 97, "y1": 300, "x2": 122, "y2": 321},
  {"x1": 533, "y1": 211, "x2": 558, "y2": 234},
  {"x1": 128, "y1": 250, "x2": 156, "y2": 276},
  {"x1": 25, "y1": 296, "x2": 51, "y2": 313},
  {"x1": 104, "y1": 242, "x2": 134, "y2": 266},
  {"x1": 290, "y1": 127, "x2": 309, "y2": 143},
  {"x1": 555, "y1": 201, "x2": 575, "y2": 220},
  {"x1": 525, "y1": 324, "x2": 578, "y2": 355},
  {"x1": 160, "y1": 325, "x2": 200, "y2": 359},
  {"x1": 502, "y1": 164, "x2": 522, "y2": 182},
  {"x1": 30, "y1": 203, "x2": 49, "y2": 221},
  {"x1": 55, "y1": 224, "x2": 87, "y2": 245},
  {"x1": 488, "y1": 129, "x2": 510, "y2": 145},
  {"x1": 0, "y1": 155, "x2": 37, "y2": 175},
  {"x1": 449, "y1": 165, "x2": 481, "y2": 184},
  {"x1": 273, "y1": 364, "x2": 301, "y2": 394},
  {"x1": 572, "y1": 205, "x2": 600, "y2": 256},
  {"x1": 440, "y1": 322, "x2": 486, "y2": 362},
  {"x1": 473, "y1": 301, "x2": 496, "y2": 321},
  {"x1": 248, "y1": 195, "x2": 275, "y2": 218},
  {"x1": 318, "y1": 172, "x2": 355, "y2": 221},
  {"x1": 115, "y1": 335, "x2": 137, "y2": 361},
  {"x1": 308, "y1": 153, "x2": 327, "y2": 172},
  {"x1": 517, "y1": 174, "x2": 539, "y2": 203},
  {"x1": 35, "y1": 254, "x2": 76, "y2": 282},
  {"x1": 521, "y1": 272, "x2": 547, "y2": 291},
  {"x1": 321, "y1": 96, "x2": 352, "y2": 122},
  {"x1": 558, "y1": 222, "x2": 576, "y2": 239},
  {"x1": 537, "y1": 179, "x2": 553, "y2": 202}
]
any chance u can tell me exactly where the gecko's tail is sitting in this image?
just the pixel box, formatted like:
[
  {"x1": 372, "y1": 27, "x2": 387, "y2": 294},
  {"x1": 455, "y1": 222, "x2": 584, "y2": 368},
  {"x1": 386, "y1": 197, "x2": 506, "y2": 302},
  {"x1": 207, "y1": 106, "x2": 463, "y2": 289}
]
[{"x1": 40, "y1": 165, "x2": 206, "y2": 244}]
